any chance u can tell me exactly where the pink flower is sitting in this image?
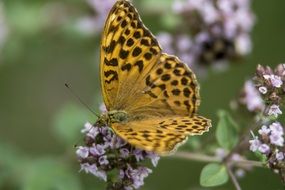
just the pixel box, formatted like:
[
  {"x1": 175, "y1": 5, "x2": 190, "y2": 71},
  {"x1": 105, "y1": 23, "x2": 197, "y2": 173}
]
[
  {"x1": 276, "y1": 152, "x2": 285, "y2": 161},
  {"x1": 258, "y1": 144, "x2": 270, "y2": 154},
  {"x1": 76, "y1": 146, "x2": 89, "y2": 158},
  {"x1": 263, "y1": 74, "x2": 283, "y2": 88},
  {"x1": 269, "y1": 133, "x2": 284, "y2": 147}
]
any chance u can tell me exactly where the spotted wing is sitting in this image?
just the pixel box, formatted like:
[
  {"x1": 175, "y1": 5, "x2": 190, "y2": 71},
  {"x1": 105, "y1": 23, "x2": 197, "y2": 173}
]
[
  {"x1": 100, "y1": 0, "x2": 161, "y2": 110},
  {"x1": 111, "y1": 115, "x2": 211, "y2": 155},
  {"x1": 126, "y1": 53, "x2": 200, "y2": 118}
]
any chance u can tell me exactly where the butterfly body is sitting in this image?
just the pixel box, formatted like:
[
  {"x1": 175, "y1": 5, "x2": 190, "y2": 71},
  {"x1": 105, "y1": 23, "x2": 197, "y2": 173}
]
[{"x1": 99, "y1": 0, "x2": 211, "y2": 155}]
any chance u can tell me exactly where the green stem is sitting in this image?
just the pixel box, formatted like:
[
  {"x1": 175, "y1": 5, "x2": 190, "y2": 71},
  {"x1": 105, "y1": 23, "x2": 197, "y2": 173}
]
[
  {"x1": 226, "y1": 163, "x2": 242, "y2": 190},
  {"x1": 173, "y1": 151, "x2": 264, "y2": 168}
]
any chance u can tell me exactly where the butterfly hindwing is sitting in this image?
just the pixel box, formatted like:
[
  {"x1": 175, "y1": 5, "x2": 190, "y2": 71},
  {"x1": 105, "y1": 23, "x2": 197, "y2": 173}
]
[{"x1": 111, "y1": 115, "x2": 211, "y2": 155}]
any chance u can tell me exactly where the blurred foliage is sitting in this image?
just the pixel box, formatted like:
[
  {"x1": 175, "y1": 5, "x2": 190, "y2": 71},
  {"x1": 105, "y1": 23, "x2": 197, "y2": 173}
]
[
  {"x1": 0, "y1": 0, "x2": 285, "y2": 189},
  {"x1": 200, "y1": 163, "x2": 229, "y2": 187},
  {"x1": 53, "y1": 103, "x2": 95, "y2": 145},
  {"x1": 216, "y1": 110, "x2": 239, "y2": 151}
]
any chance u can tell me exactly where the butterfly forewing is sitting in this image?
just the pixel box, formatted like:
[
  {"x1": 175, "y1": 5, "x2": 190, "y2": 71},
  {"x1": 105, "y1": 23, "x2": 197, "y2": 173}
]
[{"x1": 100, "y1": 0, "x2": 162, "y2": 110}]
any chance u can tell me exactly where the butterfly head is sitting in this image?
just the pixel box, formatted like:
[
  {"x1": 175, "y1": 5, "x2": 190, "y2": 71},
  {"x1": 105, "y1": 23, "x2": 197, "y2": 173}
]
[
  {"x1": 97, "y1": 110, "x2": 129, "y2": 126},
  {"x1": 107, "y1": 110, "x2": 129, "y2": 123}
]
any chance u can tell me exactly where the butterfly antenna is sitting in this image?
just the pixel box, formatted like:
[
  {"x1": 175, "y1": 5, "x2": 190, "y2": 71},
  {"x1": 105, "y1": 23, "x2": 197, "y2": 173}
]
[{"x1": 64, "y1": 83, "x2": 100, "y2": 118}]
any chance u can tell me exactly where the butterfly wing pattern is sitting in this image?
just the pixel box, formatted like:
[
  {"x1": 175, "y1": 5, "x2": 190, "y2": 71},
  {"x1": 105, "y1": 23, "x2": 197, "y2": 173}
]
[{"x1": 100, "y1": 0, "x2": 211, "y2": 155}]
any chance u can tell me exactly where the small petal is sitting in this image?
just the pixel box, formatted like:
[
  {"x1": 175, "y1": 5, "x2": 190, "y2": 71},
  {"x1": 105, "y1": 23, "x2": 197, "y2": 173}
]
[
  {"x1": 81, "y1": 122, "x2": 93, "y2": 133},
  {"x1": 231, "y1": 153, "x2": 243, "y2": 162},
  {"x1": 81, "y1": 122, "x2": 99, "y2": 138},
  {"x1": 215, "y1": 148, "x2": 227, "y2": 159},
  {"x1": 99, "y1": 103, "x2": 107, "y2": 112},
  {"x1": 270, "y1": 133, "x2": 284, "y2": 146},
  {"x1": 133, "y1": 149, "x2": 144, "y2": 162},
  {"x1": 249, "y1": 138, "x2": 261, "y2": 152},
  {"x1": 235, "y1": 169, "x2": 246, "y2": 178},
  {"x1": 258, "y1": 144, "x2": 270, "y2": 154},
  {"x1": 268, "y1": 105, "x2": 282, "y2": 117},
  {"x1": 269, "y1": 122, "x2": 284, "y2": 136},
  {"x1": 240, "y1": 80, "x2": 264, "y2": 112},
  {"x1": 76, "y1": 146, "x2": 89, "y2": 158},
  {"x1": 276, "y1": 151, "x2": 284, "y2": 161},
  {"x1": 146, "y1": 152, "x2": 160, "y2": 167},
  {"x1": 263, "y1": 74, "x2": 283, "y2": 88},
  {"x1": 98, "y1": 155, "x2": 109, "y2": 165},
  {"x1": 120, "y1": 148, "x2": 130, "y2": 158},
  {"x1": 258, "y1": 86, "x2": 267, "y2": 94},
  {"x1": 258, "y1": 125, "x2": 270, "y2": 136},
  {"x1": 90, "y1": 144, "x2": 106, "y2": 156}
]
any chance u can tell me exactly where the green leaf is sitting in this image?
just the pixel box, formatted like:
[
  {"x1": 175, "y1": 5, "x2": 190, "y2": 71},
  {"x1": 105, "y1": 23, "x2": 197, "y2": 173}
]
[
  {"x1": 215, "y1": 110, "x2": 239, "y2": 150},
  {"x1": 254, "y1": 151, "x2": 267, "y2": 163},
  {"x1": 200, "y1": 163, "x2": 229, "y2": 187},
  {"x1": 52, "y1": 103, "x2": 95, "y2": 145}
]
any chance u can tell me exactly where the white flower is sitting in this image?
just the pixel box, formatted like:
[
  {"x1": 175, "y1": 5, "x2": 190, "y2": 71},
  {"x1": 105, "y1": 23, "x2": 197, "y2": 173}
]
[
  {"x1": 99, "y1": 103, "x2": 107, "y2": 112},
  {"x1": 235, "y1": 34, "x2": 252, "y2": 55},
  {"x1": 235, "y1": 169, "x2": 245, "y2": 178},
  {"x1": 258, "y1": 86, "x2": 267, "y2": 94},
  {"x1": 268, "y1": 104, "x2": 282, "y2": 117},
  {"x1": 258, "y1": 125, "x2": 270, "y2": 136},
  {"x1": 81, "y1": 122, "x2": 93, "y2": 133},
  {"x1": 231, "y1": 153, "x2": 243, "y2": 162},
  {"x1": 215, "y1": 148, "x2": 227, "y2": 159}
]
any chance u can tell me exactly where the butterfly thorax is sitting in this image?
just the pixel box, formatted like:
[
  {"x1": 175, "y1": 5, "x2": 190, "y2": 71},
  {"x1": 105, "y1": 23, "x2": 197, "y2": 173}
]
[{"x1": 98, "y1": 110, "x2": 129, "y2": 125}]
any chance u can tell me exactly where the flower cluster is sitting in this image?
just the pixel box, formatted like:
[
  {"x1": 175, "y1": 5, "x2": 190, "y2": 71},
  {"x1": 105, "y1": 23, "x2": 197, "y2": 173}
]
[
  {"x1": 76, "y1": 0, "x2": 116, "y2": 34},
  {"x1": 158, "y1": 0, "x2": 255, "y2": 72},
  {"x1": 246, "y1": 64, "x2": 285, "y2": 181},
  {"x1": 249, "y1": 122, "x2": 285, "y2": 181},
  {"x1": 76, "y1": 122, "x2": 160, "y2": 190},
  {"x1": 253, "y1": 64, "x2": 285, "y2": 118}
]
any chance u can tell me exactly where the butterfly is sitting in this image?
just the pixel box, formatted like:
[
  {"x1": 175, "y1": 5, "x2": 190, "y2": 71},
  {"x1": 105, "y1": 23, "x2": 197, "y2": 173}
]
[{"x1": 98, "y1": 0, "x2": 211, "y2": 155}]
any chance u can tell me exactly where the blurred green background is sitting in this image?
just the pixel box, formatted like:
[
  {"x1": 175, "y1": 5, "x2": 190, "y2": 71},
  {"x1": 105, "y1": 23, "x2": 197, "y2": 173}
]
[{"x1": 0, "y1": 0, "x2": 285, "y2": 189}]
